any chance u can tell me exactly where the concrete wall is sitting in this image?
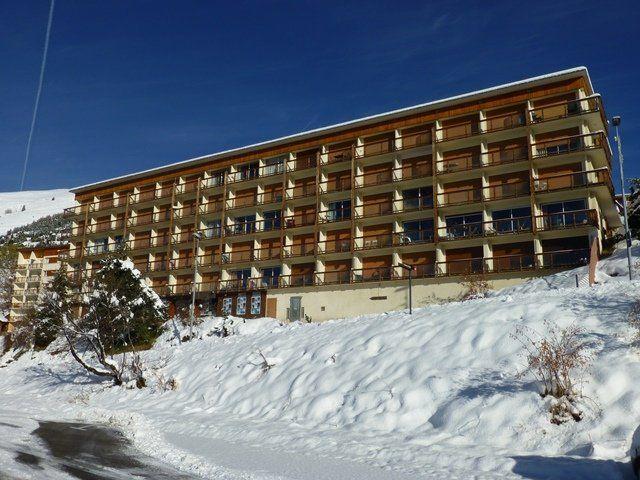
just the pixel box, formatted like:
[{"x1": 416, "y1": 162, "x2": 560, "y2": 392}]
[{"x1": 268, "y1": 272, "x2": 544, "y2": 322}]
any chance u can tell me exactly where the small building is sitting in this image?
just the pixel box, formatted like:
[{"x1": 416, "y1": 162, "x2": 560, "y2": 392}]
[{"x1": 4, "y1": 245, "x2": 69, "y2": 332}]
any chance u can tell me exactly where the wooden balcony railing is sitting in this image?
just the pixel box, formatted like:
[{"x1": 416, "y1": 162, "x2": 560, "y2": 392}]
[
  {"x1": 317, "y1": 238, "x2": 351, "y2": 254},
  {"x1": 227, "y1": 167, "x2": 259, "y2": 184},
  {"x1": 354, "y1": 169, "x2": 394, "y2": 188},
  {"x1": 278, "y1": 273, "x2": 315, "y2": 288},
  {"x1": 484, "y1": 181, "x2": 530, "y2": 201},
  {"x1": 173, "y1": 205, "x2": 197, "y2": 219},
  {"x1": 145, "y1": 261, "x2": 168, "y2": 273},
  {"x1": 253, "y1": 246, "x2": 281, "y2": 261},
  {"x1": 436, "y1": 121, "x2": 481, "y2": 142},
  {"x1": 286, "y1": 184, "x2": 317, "y2": 200},
  {"x1": 202, "y1": 175, "x2": 225, "y2": 189},
  {"x1": 282, "y1": 243, "x2": 315, "y2": 258},
  {"x1": 318, "y1": 270, "x2": 352, "y2": 285},
  {"x1": 169, "y1": 257, "x2": 195, "y2": 270},
  {"x1": 436, "y1": 257, "x2": 485, "y2": 276},
  {"x1": 175, "y1": 179, "x2": 199, "y2": 195},
  {"x1": 534, "y1": 168, "x2": 612, "y2": 193},
  {"x1": 438, "y1": 153, "x2": 482, "y2": 173},
  {"x1": 288, "y1": 154, "x2": 317, "y2": 172},
  {"x1": 399, "y1": 129, "x2": 432, "y2": 150},
  {"x1": 485, "y1": 112, "x2": 526, "y2": 133},
  {"x1": 532, "y1": 132, "x2": 609, "y2": 162},
  {"x1": 319, "y1": 177, "x2": 351, "y2": 194},
  {"x1": 486, "y1": 145, "x2": 529, "y2": 167},
  {"x1": 259, "y1": 163, "x2": 285, "y2": 178},
  {"x1": 354, "y1": 233, "x2": 393, "y2": 251},
  {"x1": 283, "y1": 212, "x2": 316, "y2": 228},
  {"x1": 196, "y1": 253, "x2": 222, "y2": 268},
  {"x1": 535, "y1": 209, "x2": 598, "y2": 231},
  {"x1": 357, "y1": 201, "x2": 395, "y2": 218},
  {"x1": 529, "y1": 96, "x2": 601, "y2": 124},
  {"x1": 536, "y1": 249, "x2": 589, "y2": 268},
  {"x1": 438, "y1": 216, "x2": 532, "y2": 241},
  {"x1": 357, "y1": 137, "x2": 394, "y2": 159},
  {"x1": 352, "y1": 266, "x2": 397, "y2": 283},
  {"x1": 439, "y1": 187, "x2": 483, "y2": 206},
  {"x1": 394, "y1": 230, "x2": 434, "y2": 245},
  {"x1": 64, "y1": 204, "x2": 88, "y2": 217},
  {"x1": 127, "y1": 211, "x2": 171, "y2": 227},
  {"x1": 324, "y1": 145, "x2": 354, "y2": 165},
  {"x1": 318, "y1": 207, "x2": 351, "y2": 223},
  {"x1": 199, "y1": 202, "x2": 224, "y2": 215},
  {"x1": 221, "y1": 250, "x2": 252, "y2": 264}
]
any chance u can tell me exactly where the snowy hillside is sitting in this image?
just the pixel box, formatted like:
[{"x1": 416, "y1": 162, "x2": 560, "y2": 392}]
[
  {"x1": 1, "y1": 248, "x2": 639, "y2": 479},
  {"x1": 0, "y1": 189, "x2": 73, "y2": 237}
]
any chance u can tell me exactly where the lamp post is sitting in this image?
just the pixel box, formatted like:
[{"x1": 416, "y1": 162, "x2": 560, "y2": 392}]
[
  {"x1": 612, "y1": 116, "x2": 633, "y2": 280},
  {"x1": 189, "y1": 231, "x2": 202, "y2": 338},
  {"x1": 398, "y1": 262, "x2": 414, "y2": 314}
]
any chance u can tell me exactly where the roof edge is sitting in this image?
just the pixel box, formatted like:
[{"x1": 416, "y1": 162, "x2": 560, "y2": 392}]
[{"x1": 71, "y1": 66, "x2": 591, "y2": 194}]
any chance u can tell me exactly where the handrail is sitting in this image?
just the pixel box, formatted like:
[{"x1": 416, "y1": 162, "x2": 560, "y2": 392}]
[
  {"x1": 356, "y1": 200, "x2": 395, "y2": 218},
  {"x1": 528, "y1": 96, "x2": 600, "y2": 124},
  {"x1": 534, "y1": 168, "x2": 612, "y2": 193},
  {"x1": 535, "y1": 209, "x2": 598, "y2": 231},
  {"x1": 438, "y1": 216, "x2": 532, "y2": 241},
  {"x1": 283, "y1": 212, "x2": 316, "y2": 228},
  {"x1": 323, "y1": 145, "x2": 353, "y2": 165},
  {"x1": 318, "y1": 207, "x2": 351, "y2": 223},
  {"x1": 175, "y1": 179, "x2": 200, "y2": 194},
  {"x1": 282, "y1": 243, "x2": 315, "y2": 257},
  {"x1": 532, "y1": 131, "x2": 608, "y2": 160},
  {"x1": 317, "y1": 238, "x2": 351, "y2": 254},
  {"x1": 318, "y1": 177, "x2": 351, "y2": 194}
]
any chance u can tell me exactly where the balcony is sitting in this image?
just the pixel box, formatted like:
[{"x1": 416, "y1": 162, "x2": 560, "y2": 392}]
[
  {"x1": 532, "y1": 132, "x2": 610, "y2": 164},
  {"x1": 286, "y1": 184, "x2": 317, "y2": 200},
  {"x1": 146, "y1": 261, "x2": 168, "y2": 273},
  {"x1": 317, "y1": 238, "x2": 351, "y2": 254},
  {"x1": 253, "y1": 246, "x2": 281, "y2": 261},
  {"x1": 199, "y1": 201, "x2": 224, "y2": 215},
  {"x1": 484, "y1": 181, "x2": 530, "y2": 201},
  {"x1": 399, "y1": 129, "x2": 432, "y2": 151},
  {"x1": 436, "y1": 120, "x2": 481, "y2": 143},
  {"x1": 260, "y1": 162, "x2": 285, "y2": 178},
  {"x1": 438, "y1": 216, "x2": 532, "y2": 241},
  {"x1": 354, "y1": 233, "x2": 393, "y2": 251},
  {"x1": 202, "y1": 175, "x2": 225, "y2": 190},
  {"x1": 356, "y1": 201, "x2": 395, "y2": 219},
  {"x1": 288, "y1": 154, "x2": 317, "y2": 172},
  {"x1": 173, "y1": 204, "x2": 197, "y2": 220},
  {"x1": 357, "y1": 136, "x2": 394, "y2": 159},
  {"x1": 486, "y1": 145, "x2": 529, "y2": 168},
  {"x1": 352, "y1": 266, "x2": 397, "y2": 283},
  {"x1": 354, "y1": 169, "x2": 394, "y2": 188},
  {"x1": 438, "y1": 152, "x2": 482, "y2": 174},
  {"x1": 221, "y1": 250, "x2": 252, "y2": 264},
  {"x1": 278, "y1": 273, "x2": 315, "y2": 288},
  {"x1": 86, "y1": 218, "x2": 124, "y2": 234},
  {"x1": 529, "y1": 96, "x2": 601, "y2": 124},
  {"x1": 323, "y1": 145, "x2": 353, "y2": 165},
  {"x1": 318, "y1": 207, "x2": 351, "y2": 224},
  {"x1": 129, "y1": 188, "x2": 173, "y2": 205},
  {"x1": 282, "y1": 243, "x2": 315, "y2": 258},
  {"x1": 399, "y1": 196, "x2": 433, "y2": 213},
  {"x1": 536, "y1": 249, "x2": 589, "y2": 269},
  {"x1": 485, "y1": 111, "x2": 526, "y2": 133},
  {"x1": 318, "y1": 270, "x2": 351, "y2": 285},
  {"x1": 438, "y1": 187, "x2": 483, "y2": 207},
  {"x1": 535, "y1": 209, "x2": 598, "y2": 231},
  {"x1": 175, "y1": 179, "x2": 200, "y2": 195},
  {"x1": 169, "y1": 257, "x2": 194, "y2": 270},
  {"x1": 394, "y1": 230, "x2": 434, "y2": 246},
  {"x1": 129, "y1": 234, "x2": 170, "y2": 250},
  {"x1": 63, "y1": 204, "x2": 88, "y2": 217},
  {"x1": 197, "y1": 253, "x2": 221, "y2": 268},
  {"x1": 88, "y1": 197, "x2": 125, "y2": 212},
  {"x1": 127, "y1": 211, "x2": 171, "y2": 228},
  {"x1": 319, "y1": 177, "x2": 351, "y2": 194},
  {"x1": 283, "y1": 212, "x2": 316, "y2": 229},
  {"x1": 227, "y1": 166, "x2": 260, "y2": 184},
  {"x1": 533, "y1": 168, "x2": 612, "y2": 194}
]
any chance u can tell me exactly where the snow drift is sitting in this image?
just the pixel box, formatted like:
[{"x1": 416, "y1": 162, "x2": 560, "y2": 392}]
[
  {"x1": 0, "y1": 189, "x2": 73, "y2": 236},
  {"x1": 0, "y1": 246, "x2": 639, "y2": 479}
]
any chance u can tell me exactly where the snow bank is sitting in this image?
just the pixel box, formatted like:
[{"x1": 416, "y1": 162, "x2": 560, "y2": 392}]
[
  {"x1": 0, "y1": 251, "x2": 639, "y2": 479},
  {"x1": 0, "y1": 189, "x2": 73, "y2": 236}
]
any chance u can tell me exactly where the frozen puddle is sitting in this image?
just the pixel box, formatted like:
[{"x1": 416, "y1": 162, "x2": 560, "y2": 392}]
[{"x1": 0, "y1": 418, "x2": 198, "y2": 479}]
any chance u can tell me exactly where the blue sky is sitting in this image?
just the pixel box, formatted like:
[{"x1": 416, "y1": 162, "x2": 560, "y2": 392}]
[{"x1": 1, "y1": 0, "x2": 638, "y2": 192}]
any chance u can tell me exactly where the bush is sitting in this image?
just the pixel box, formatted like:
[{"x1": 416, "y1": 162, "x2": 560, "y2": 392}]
[
  {"x1": 513, "y1": 320, "x2": 590, "y2": 424},
  {"x1": 460, "y1": 273, "x2": 490, "y2": 300}
]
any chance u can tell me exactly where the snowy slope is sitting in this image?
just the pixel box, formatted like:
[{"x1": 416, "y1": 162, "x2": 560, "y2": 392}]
[
  {"x1": 0, "y1": 189, "x2": 74, "y2": 236},
  {"x1": 0, "y1": 248, "x2": 639, "y2": 479}
]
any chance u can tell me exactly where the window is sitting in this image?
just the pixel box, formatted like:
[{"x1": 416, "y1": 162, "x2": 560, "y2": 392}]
[
  {"x1": 263, "y1": 156, "x2": 285, "y2": 176},
  {"x1": 401, "y1": 220, "x2": 434, "y2": 243},
  {"x1": 239, "y1": 162, "x2": 259, "y2": 180},
  {"x1": 234, "y1": 215, "x2": 256, "y2": 234},
  {"x1": 263, "y1": 210, "x2": 281, "y2": 231},
  {"x1": 445, "y1": 213, "x2": 483, "y2": 239},
  {"x1": 541, "y1": 199, "x2": 588, "y2": 228},
  {"x1": 250, "y1": 292, "x2": 262, "y2": 315},
  {"x1": 327, "y1": 200, "x2": 351, "y2": 221},
  {"x1": 205, "y1": 220, "x2": 221, "y2": 238},
  {"x1": 403, "y1": 187, "x2": 433, "y2": 210},
  {"x1": 208, "y1": 170, "x2": 225, "y2": 187},
  {"x1": 492, "y1": 207, "x2": 531, "y2": 233},
  {"x1": 261, "y1": 267, "x2": 281, "y2": 287},
  {"x1": 234, "y1": 269, "x2": 252, "y2": 289},
  {"x1": 236, "y1": 294, "x2": 247, "y2": 315},
  {"x1": 94, "y1": 238, "x2": 108, "y2": 254}
]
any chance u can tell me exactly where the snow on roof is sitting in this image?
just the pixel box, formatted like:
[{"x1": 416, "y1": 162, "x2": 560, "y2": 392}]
[{"x1": 71, "y1": 66, "x2": 592, "y2": 194}]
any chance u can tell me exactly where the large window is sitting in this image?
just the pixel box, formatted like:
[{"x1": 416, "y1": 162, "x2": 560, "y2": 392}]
[
  {"x1": 327, "y1": 200, "x2": 351, "y2": 221},
  {"x1": 263, "y1": 156, "x2": 285, "y2": 176},
  {"x1": 234, "y1": 269, "x2": 252, "y2": 289},
  {"x1": 540, "y1": 199, "x2": 588, "y2": 228},
  {"x1": 444, "y1": 213, "x2": 483, "y2": 239},
  {"x1": 261, "y1": 267, "x2": 281, "y2": 287},
  {"x1": 239, "y1": 162, "x2": 259, "y2": 180},
  {"x1": 263, "y1": 210, "x2": 281, "y2": 231},
  {"x1": 205, "y1": 220, "x2": 221, "y2": 238},
  {"x1": 403, "y1": 187, "x2": 433, "y2": 210},
  {"x1": 401, "y1": 220, "x2": 434, "y2": 243},
  {"x1": 491, "y1": 207, "x2": 531, "y2": 233},
  {"x1": 234, "y1": 215, "x2": 256, "y2": 234}
]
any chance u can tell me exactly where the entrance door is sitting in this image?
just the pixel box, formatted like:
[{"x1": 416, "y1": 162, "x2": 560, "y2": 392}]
[{"x1": 288, "y1": 296, "x2": 303, "y2": 321}]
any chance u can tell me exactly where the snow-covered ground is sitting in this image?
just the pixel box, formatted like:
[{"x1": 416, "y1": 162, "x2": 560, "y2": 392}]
[
  {"x1": 1, "y1": 247, "x2": 639, "y2": 479},
  {"x1": 0, "y1": 189, "x2": 73, "y2": 236}
]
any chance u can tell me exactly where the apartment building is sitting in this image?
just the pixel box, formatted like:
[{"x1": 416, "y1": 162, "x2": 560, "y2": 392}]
[
  {"x1": 5, "y1": 245, "x2": 69, "y2": 332},
  {"x1": 63, "y1": 67, "x2": 621, "y2": 321}
]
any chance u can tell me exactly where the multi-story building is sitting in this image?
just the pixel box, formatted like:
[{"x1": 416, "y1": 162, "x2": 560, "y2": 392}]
[
  {"x1": 5, "y1": 245, "x2": 68, "y2": 331},
  {"x1": 64, "y1": 67, "x2": 620, "y2": 321}
]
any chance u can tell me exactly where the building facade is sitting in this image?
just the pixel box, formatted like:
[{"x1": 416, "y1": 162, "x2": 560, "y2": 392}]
[
  {"x1": 64, "y1": 67, "x2": 621, "y2": 321},
  {"x1": 5, "y1": 246, "x2": 68, "y2": 331}
]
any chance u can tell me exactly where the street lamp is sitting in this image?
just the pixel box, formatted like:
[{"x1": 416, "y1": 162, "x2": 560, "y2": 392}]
[
  {"x1": 397, "y1": 262, "x2": 415, "y2": 314},
  {"x1": 189, "y1": 231, "x2": 203, "y2": 338},
  {"x1": 612, "y1": 116, "x2": 633, "y2": 280}
]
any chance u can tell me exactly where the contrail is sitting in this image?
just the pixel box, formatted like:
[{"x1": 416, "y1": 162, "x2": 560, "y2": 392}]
[{"x1": 19, "y1": 0, "x2": 55, "y2": 191}]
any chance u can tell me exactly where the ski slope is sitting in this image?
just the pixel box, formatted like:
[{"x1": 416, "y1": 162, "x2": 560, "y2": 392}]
[
  {"x1": 0, "y1": 246, "x2": 639, "y2": 479},
  {"x1": 0, "y1": 189, "x2": 73, "y2": 236}
]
